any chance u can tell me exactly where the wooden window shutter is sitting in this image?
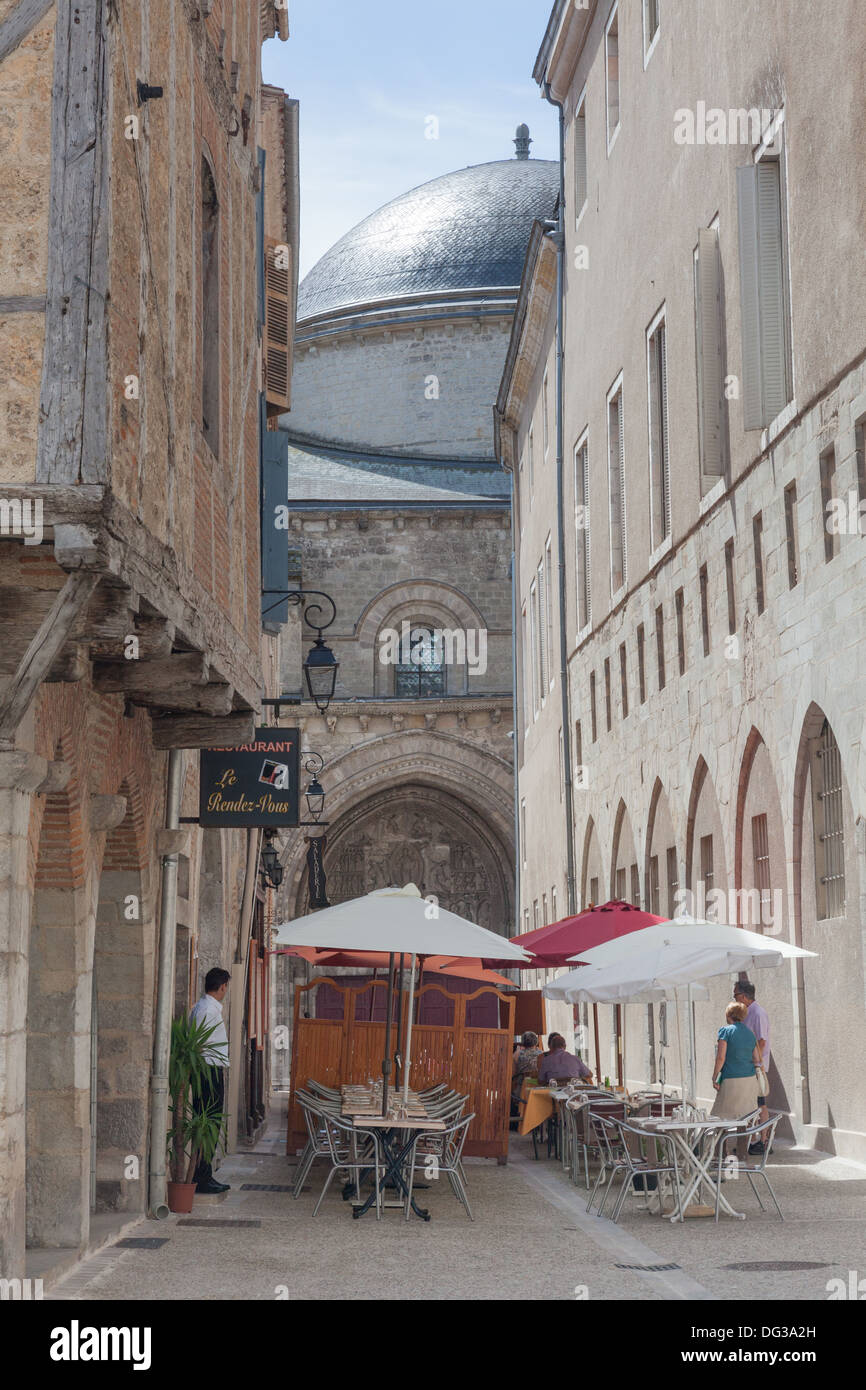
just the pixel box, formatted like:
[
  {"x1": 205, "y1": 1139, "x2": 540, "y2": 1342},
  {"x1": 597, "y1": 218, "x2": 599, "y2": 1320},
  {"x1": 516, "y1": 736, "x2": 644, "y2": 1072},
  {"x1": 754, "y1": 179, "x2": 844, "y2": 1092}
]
[
  {"x1": 736, "y1": 162, "x2": 788, "y2": 429},
  {"x1": 264, "y1": 236, "x2": 292, "y2": 417},
  {"x1": 696, "y1": 227, "x2": 725, "y2": 476}
]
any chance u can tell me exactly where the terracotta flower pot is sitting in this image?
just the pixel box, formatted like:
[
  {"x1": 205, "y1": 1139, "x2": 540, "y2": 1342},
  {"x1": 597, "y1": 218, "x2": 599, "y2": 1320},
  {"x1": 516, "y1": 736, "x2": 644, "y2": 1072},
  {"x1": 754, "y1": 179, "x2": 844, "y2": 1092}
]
[{"x1": 166, "y1": 1180, "x2": 196, "y2": 1214}]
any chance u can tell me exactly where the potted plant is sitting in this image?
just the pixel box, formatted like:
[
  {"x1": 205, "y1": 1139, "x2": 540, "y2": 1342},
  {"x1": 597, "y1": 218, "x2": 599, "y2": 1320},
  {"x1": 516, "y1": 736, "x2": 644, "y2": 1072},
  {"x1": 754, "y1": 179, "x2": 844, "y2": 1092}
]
[{"x1": 166, "y1": 1013, "x2": 227, "y2": 1213}]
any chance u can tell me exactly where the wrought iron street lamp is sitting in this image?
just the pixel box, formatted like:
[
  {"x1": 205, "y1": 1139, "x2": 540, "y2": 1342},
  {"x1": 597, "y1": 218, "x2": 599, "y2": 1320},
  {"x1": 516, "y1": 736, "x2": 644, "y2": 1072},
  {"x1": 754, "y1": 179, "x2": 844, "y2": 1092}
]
[
  {"x1": 302, "y1": 634, "x2": 339, "y2": 713},
  {"x1": 302, "y1": 752, "x2": 326, "y2": 824},
  {"x1": 260, "y1": 589, "x2": 339, "y2": 713},
  {"x1": 259, "y1": 828, "x2": 284, "y2": 890}
]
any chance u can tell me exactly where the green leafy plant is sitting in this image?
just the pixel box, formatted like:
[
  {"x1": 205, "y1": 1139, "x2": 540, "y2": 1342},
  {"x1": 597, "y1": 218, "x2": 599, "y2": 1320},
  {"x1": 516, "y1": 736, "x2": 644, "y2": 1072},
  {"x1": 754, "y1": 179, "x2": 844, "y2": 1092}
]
[{"x1": 167, "y1": 1013, "x2": 227, "y2": 1184}]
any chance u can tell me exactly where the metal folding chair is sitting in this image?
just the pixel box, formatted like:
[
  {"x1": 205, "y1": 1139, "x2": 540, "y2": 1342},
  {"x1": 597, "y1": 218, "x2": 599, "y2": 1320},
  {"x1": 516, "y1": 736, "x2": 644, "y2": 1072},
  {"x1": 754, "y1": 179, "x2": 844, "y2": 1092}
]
[
  {"x1": 597, "y1": 1117, "x2": 684, "y2": 1224},
  {"x1": 311, "y1": 1106, "x2": 384, "y2": 1219},
  {"x1": 293, "y1": 1089, "x2": 340, "y2": 1198},
  {"x1": 405, "y1": 1113, "x2": 475, "y2": 1221},
  {"x1": 711, "y1": 1111, "x2": 784, "y2": 1221}
]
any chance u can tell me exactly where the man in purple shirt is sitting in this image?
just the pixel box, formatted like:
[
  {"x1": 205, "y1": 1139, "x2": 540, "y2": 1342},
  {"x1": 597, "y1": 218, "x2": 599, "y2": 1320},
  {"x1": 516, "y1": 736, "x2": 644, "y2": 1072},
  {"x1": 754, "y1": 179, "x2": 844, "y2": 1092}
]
[
  {"x1": 735, "y1": 981, "x2": 771, "y2": 1154},
  {"x1": 537, "y1": 1033, "x2": 593, "y2": 1086}
]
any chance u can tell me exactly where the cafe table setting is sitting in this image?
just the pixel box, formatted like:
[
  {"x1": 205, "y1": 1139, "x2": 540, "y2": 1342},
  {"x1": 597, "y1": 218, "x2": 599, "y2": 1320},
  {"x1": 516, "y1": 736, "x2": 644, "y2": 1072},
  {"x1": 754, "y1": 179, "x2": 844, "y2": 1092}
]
[{"x1": 339, "y1": 1081, "x2": 446, "y2": 1221}]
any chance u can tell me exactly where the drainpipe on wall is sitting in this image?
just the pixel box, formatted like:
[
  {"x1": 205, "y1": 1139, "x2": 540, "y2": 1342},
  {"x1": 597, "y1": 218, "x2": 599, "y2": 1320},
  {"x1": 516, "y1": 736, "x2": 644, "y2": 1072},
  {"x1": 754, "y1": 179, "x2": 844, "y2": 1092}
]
[
  {"x1": 542, "y1": 80, "x2": 577, "y2": 916},
  {"x1": 509, "y1": 528, "x2": 521, "y2": 937},
  {"x1": 149, "y1": 748, "x2": 184, "y2": 1219},
  {"x1": 226, "y1": 827, "x2": 262, "y2": 1153}
]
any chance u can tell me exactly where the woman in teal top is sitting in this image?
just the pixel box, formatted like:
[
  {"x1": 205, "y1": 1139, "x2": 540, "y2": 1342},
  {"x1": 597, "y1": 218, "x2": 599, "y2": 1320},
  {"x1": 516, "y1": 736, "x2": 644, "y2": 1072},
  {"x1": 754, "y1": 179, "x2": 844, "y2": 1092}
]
[{"x1": 710, "y1": 1001, "x2": 762, "y2": 1118}]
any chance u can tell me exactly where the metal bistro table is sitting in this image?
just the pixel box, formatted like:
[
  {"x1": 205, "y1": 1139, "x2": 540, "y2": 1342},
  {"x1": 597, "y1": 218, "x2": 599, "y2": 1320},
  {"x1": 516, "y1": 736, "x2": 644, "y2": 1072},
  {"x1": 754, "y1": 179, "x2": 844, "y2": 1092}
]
[
  {"x1": 631, "y1": 1115, "x2": 746, "y2": 1222},
  {"x1": 341, "y1": 1086, "x2": 445, "y2": 1221}
]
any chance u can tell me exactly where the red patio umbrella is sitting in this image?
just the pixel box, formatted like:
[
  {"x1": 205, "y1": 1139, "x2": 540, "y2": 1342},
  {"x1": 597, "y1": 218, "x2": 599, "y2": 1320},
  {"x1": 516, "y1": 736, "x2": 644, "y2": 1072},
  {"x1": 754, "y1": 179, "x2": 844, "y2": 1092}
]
[
  {"x1": 485, "y1": 901, "x2": 669, "y2": 1085},
  {"x1": 423, "y1": 955, "x2": 515, "y2": 988},
  {"x1": 485, "y1": 901, "x2": 668, "y2": 970}
]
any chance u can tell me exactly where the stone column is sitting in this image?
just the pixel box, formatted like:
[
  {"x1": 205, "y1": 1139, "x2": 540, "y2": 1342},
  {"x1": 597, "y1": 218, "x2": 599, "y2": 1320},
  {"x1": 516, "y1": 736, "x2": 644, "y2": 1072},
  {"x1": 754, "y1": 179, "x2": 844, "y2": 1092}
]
[{"x1": 0, "y1": 749, "x2": 47, "y2": 1277}]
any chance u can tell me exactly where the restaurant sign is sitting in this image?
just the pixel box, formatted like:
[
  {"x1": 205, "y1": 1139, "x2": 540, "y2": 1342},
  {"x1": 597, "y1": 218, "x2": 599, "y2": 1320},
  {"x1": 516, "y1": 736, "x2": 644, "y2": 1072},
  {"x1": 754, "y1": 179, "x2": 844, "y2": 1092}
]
[{"x1": 199, "y1": 727, "x2": 300, "y2": 827}]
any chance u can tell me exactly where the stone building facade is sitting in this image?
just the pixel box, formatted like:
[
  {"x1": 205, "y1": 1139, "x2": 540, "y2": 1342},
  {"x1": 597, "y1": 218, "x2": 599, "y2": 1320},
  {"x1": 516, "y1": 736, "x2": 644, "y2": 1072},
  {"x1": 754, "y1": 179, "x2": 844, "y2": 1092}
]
[
  {"x1": 0, "y1": 1, "x2": 295, "y2": 1280},
  {"x1": 270, "y1": 152, "x2": 559, "y2": 1074},
  {"x1": 498, "y1": 0, "x2": 866, "y2": 1157}
]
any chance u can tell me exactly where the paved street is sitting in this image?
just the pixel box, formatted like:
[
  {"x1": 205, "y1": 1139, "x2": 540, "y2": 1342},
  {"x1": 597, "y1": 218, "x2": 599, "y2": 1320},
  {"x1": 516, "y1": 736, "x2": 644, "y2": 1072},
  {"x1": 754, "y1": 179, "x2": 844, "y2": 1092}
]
[{"x1": 46, "y1": 1097, "x2": 866, "y2": 1304}]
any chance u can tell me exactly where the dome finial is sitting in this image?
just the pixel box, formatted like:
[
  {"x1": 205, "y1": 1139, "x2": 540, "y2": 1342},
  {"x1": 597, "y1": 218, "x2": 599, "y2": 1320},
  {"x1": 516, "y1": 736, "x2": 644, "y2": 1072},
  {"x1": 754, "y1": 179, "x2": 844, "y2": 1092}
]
[{"x1": 514, "y1": 123, "x2": 532, "y2": 160}]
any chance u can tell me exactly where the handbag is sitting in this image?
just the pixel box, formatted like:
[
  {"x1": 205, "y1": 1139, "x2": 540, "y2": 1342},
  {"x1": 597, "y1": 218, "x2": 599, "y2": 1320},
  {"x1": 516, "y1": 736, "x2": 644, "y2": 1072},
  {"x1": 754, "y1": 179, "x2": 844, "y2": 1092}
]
[{"x1": 755, "y1": 1066, "x2": 769, "y2": 1097}]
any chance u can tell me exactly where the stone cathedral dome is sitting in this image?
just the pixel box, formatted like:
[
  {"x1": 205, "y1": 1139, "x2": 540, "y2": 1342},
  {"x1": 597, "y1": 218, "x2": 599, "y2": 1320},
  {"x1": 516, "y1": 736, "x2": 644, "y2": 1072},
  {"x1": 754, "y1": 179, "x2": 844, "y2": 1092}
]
[
  {"x1": 297, "y1": 157, "x2": 559, "y2": 325},
  {"x1": 284, "y1": 145, "x2": 557, "y2": 475}
]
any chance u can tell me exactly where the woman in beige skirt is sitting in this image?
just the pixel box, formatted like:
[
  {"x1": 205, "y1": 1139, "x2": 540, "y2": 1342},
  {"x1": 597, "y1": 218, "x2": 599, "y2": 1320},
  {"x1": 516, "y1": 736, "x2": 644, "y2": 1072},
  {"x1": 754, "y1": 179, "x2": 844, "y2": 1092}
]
[{"x1": 711, "y1": 1001, "x2": 762, "y2": 1119}]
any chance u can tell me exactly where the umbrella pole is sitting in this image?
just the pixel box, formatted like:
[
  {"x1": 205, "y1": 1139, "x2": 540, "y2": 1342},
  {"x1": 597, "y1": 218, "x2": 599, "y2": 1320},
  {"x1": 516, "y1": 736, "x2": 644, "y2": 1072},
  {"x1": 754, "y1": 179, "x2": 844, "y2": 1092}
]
[
  {"x1": 593, "y1": 1004, "x2": 601, "y2": 1084},
  {"x1": 369, "y1": 967, "x2": 376, "y2": 1021},
  {"x1": 687, "y1": 982, "x2": 697, "y2": 1108},
  {"x1": 402, "y1": 954, "x2": 418, "y2": 1104},
  {"x1": 394, "y1": 953, "x2": 405, "y2": 1084},
  {"x1": 382, "y1": 952, "x2": 395, "y2": 1117}
]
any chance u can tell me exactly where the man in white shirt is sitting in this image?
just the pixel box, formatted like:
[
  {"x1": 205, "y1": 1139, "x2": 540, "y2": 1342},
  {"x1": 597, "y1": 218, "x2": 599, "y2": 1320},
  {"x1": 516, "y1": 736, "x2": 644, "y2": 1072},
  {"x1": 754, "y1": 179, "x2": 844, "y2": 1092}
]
[{"x1": 189, "y1": 967, "x2": 231, "y2": 1193}]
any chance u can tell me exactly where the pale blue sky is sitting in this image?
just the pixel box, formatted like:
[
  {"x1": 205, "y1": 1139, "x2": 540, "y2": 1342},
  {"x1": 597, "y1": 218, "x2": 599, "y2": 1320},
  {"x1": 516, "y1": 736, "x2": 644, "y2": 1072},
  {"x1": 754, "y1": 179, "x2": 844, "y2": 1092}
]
[{"x1": 262, "y1": 0, "x2": 558, "y2": 279}]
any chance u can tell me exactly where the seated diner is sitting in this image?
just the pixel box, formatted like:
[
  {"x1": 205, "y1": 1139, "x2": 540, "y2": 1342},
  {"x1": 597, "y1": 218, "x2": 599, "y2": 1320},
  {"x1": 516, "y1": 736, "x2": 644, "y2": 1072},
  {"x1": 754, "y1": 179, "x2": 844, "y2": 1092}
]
[
  {"x1": 537, "y1": 1032, "x2": 593, "y2": 1086},
  {"x1": 512, "y1": 1030, "x2": 542, "y2": 1103}
]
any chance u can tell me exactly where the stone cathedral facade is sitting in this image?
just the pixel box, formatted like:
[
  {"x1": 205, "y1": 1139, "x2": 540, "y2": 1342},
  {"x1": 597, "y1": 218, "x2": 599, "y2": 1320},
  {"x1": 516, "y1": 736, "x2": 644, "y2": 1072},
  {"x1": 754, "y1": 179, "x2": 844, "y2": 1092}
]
[{"x1": 273, "y1": 145, "x2": 558, "y2": 975}]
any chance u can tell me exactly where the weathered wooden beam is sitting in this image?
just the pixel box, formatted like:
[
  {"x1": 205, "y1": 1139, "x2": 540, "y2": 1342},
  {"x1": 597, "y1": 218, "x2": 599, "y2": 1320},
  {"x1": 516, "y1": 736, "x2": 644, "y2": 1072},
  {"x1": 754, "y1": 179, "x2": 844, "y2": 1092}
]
[
  {"x1": 0, "y1": 296, "x2": 46, "y2": 313},
  {"x1": 36, "y1": 0, "x2": 110, "y2": 485},
  {"x1": 0, "y1": 487, "x2": 262, "y2": 709},
  {"x1": 89, "y1": 614, "x2": 175, "y2": 664},
  {"x1": 0, "y1": 570, "x2": 101, "y2": 738},
  {"x1": 92, "y1": 652, "x2": 210, "y2": 695},
  {"x1": 0, "y1": 0, "x2": 54, "y2": 65},
  {"x1": 0, "y1": 485, "x2": 105, "y2": 528},
  {"x1": 93, "y1": 655, "x2": 234, "y2": 717},
  {"x1": 149, "y1": 711, "x2": 256, "y2": 750},
  {"x1": 44, "y1": 642, "x2": 89, "y2": 684}
]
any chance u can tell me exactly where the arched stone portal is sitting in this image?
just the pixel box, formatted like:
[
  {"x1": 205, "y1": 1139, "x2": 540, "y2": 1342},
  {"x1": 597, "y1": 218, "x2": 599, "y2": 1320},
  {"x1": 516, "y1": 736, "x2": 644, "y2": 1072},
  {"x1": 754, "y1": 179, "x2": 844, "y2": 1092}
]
[{"x1": 292, "y1": 782, "x2": 512, "y2": 934}]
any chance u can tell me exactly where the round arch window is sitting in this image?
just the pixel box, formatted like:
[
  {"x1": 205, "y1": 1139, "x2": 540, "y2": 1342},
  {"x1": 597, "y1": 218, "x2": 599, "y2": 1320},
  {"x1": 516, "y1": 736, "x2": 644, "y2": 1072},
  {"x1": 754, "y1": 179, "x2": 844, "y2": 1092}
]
[{"x1": 394, "y1": 625, "x2": 446, "y2": 697}]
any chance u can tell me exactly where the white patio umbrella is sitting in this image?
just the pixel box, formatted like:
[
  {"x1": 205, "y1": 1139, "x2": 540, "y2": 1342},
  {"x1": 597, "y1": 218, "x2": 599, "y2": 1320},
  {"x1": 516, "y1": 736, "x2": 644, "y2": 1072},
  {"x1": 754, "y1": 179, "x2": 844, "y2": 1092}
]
[
  {"x1": 542, "y1": 969, "x2": 709, "y2": 1111},
  {"x1": 549, "y1": 916, "x2": 816, "y2": 1104},
  {"x1": 275, "y1": 884, "x2": 530, "y2": 1110}
]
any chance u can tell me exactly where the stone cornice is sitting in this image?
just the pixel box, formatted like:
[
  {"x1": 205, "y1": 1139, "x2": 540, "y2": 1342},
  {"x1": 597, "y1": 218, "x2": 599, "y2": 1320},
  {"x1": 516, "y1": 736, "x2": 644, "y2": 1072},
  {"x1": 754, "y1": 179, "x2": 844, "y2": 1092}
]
[{"x1": 296, "y1": 287, "x2": 517, "y2": 344}]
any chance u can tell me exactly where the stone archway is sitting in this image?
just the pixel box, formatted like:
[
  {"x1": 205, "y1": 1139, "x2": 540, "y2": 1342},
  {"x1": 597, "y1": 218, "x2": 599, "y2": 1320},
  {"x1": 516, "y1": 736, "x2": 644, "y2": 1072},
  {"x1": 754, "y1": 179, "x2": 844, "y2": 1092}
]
[
  {"x1": 293, "y1": 782, "x2": 512, "y2": 934},
  {"x1": 579, "y1": 816, "x2": 604, "y2": 909},
  {"x1": 26, "y1": 751, "x2": 91, "y2": 1252},
  {"x1": 280, "y1": 727, "x2": 514, "y2": 919},
  {"x1": 610, "y1": 799, "x2": 639, "y2": 903},
  {"x1": 685, "y1": 756, "x2": 729, "y2": 921},
  {"x1": 792, "y1": 704, "x2": 864, "y2": 1139},
  {"x1": 91, "y1": 778, "x2": 154, "y2": 1216},
  {"x1": 645, "y1": 779, "x2": 678, "y2": 918}
]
